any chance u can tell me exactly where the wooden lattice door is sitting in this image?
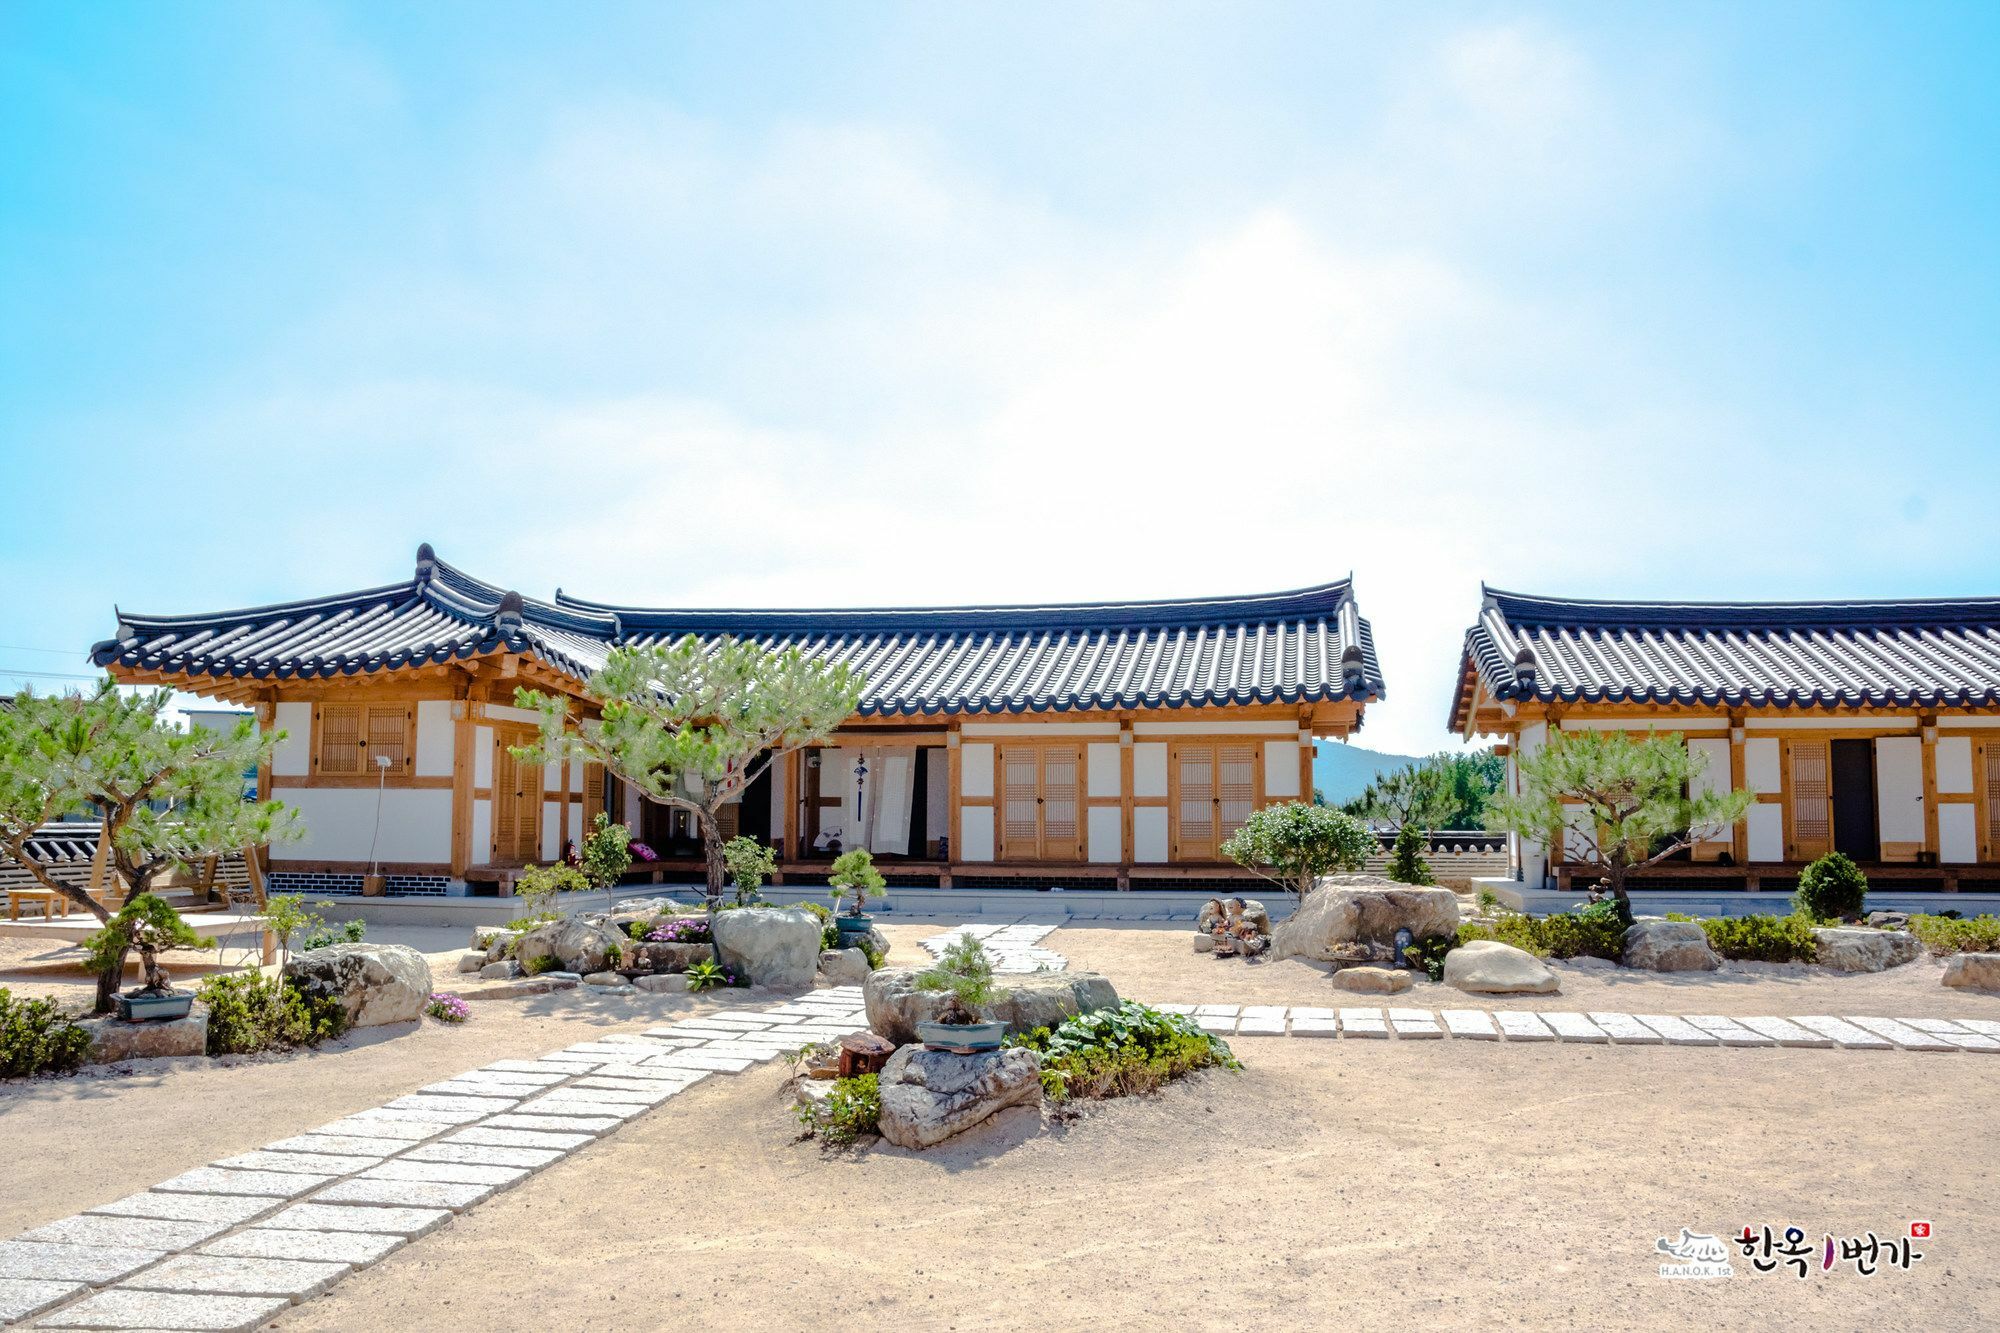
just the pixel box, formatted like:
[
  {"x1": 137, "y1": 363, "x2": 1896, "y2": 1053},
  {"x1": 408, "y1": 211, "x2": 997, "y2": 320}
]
[
  {"x1": 1173, "y1": 744, "x2": 1217, "y2": 860},
  {"x1": 492, "y1": 731, "x2": 541, "y2": 864},
  {"x1": 1786, "y1": 739, "x2": 1832, "y2": 862},
  {"x1": 1040, "y1": 747, "x2": 1080, "y2": 861},
  {"x1": 1982, "y1": 741, "x2": 2000, "y2": 862},
  {"x1": 998, "y1": 745, "x2": 1081, "y2": 861}
]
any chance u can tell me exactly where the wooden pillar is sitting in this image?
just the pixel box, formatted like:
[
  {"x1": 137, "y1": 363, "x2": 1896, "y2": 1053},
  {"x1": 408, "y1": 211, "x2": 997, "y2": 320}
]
[
  {"x1": 1729, "y1": 712, "x2": 1749, "y2": 865},
  {"x1": 781, "y1": 749, "x2": 800, "y2": 866},
  {"x1": 1120, "y1": 721, "x2": 1136, "y2": 873},
  {"x1": 253, "y1": 694, "x2": 276, "y2": 802},
  {"x1": 449, "y1": 691, "x2": 476, "y2": 879},
  {"x1": 1298, "y1": 727, "x2": 1314, "y2": 806},
  {"x1": 241, "y1": 846, "x2": 268, "y2": 909},
  {"x1": 1921, "y1": 716, "x2": 1941, "y2": 859},
  {"x1": 945, "y1": 728, "x2": 963, "y2": 891}
]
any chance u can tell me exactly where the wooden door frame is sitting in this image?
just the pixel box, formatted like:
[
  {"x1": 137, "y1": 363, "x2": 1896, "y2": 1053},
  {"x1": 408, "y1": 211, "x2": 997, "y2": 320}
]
[
  {"x1": 995, "y1": 740, "x2": 1082, "y2": 862},
  {"x1": 490, "y1": 723, "x2": 543, "y2": 865},
  {"x1": 1167, "y1": 737, "x2": 1268, "y2": 863}
]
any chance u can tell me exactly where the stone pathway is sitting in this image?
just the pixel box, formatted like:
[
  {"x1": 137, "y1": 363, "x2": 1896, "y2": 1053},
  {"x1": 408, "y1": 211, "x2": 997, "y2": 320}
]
[
  {"x1": 920, "y1": 923, "x2": 1066, "y2": 974},
  {"x1": 0, "y1": 988, "x2": 871, "y2": 1331},
  {"x1": 1162, "y1": 1005, "x2": 2000, "y2": 1053}
]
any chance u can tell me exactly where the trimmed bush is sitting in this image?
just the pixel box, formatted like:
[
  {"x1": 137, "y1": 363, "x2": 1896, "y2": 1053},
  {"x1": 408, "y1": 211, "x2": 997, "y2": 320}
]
[
  {"x1": 1795, "y1": 852, "x2": 1868, "y2": 922},
  {"x1": 1456, "y1": 910, "x2": 1625, "y2": 961},
  {"x1": 1908, "y1": 914, "x2": 2000, "y2": 956},
  {"x1": 0, "y1": 988, "x2": 91, "y2": 1078},
  {"x1": 198, "y1": 972, "x2": 350, "y2": 1056},
  {"x1": 1698, "y1": 912, "x2": 1818, "y2": 963},
  {"x1": 1011, "y1": 1001, "x2": 1239, "y2": 1102},
  {"x1": 1385, "y1": 824, "x2": 1435, "y2": 885}
]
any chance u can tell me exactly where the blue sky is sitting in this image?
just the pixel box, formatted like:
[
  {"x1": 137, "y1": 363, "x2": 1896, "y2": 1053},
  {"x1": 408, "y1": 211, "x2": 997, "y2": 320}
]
[{"x1": 3, "y1": 1, "x2": 1996, "y2": 754}]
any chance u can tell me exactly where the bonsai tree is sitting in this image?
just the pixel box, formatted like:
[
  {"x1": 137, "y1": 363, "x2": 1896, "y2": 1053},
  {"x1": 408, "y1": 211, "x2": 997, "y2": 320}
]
[
  {"x1": 83, "y1": 894, "x2": 215, "y2": 998},
  {"x1": 0, "y1": 680, "x2": 298, "y2": 1011},
  {"x1": 1486, "y1": 729, "x2": 1754, "y2": 922},
  {"x1": 914, "y1": 935, "x2": 996, "y2": 1025},
  {"x1": 1385, "y1": 822, "x2": 1435, "y2": 885},
  {"x1": 722, "y1": 835, "x2": 778, "y2": 907},
  {"x1": 514, "y1": 637, "x2": 863, "y2": 911},
  {"x1": 828, "y1": 847, "x2": 887, "y2": 918},
  {"x1": 1795, "y1": 852, "x2": 1868, "y2": 922},
  {"x1": 1221, "y1": 801, "x2": 1375, "y2": 901}
]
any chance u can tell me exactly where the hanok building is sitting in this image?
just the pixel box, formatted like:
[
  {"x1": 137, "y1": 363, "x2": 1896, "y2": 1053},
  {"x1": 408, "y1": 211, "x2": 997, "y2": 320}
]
[
  {"x1": 93, "y1": 545, "x2": 1383, "y2": 897},
  {"x1": 1450, "y1": 588, "x2": 2000, "y2": 894}
]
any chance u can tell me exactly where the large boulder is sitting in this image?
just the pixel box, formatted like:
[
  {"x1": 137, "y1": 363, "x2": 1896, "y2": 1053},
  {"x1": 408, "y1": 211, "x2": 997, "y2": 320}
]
[
  {"x1": 864, "y1": 968, "x2": 1119, "y2": 1046},
  {"x1": 1622, "y1": 920, "x2": 1719, "y2": 972},
  {"x1": 554, "y1": 920, "x2": 630, "y2": 975},
  {"x1": 712, "y1": 907, "x2": 822, "y2": 990},
  {"x1": 1269, "y1": 876, "x2": 1460, "y2": 963},
  {"x1": 285, "y1": 942, "x2": 431, "y2": 1029},
  {"x1": 624, "y1": 941, "x2": 713, "y2": 975},
  {"x1": 875, "y1": 1045, "x2": 1044, "y2": 1150},
  {"x1": 80, "y1": 1004, "x2": 208, "y2": 1063},
  {"x1": 1444, "y1": 940, "x2": 1560, "y2": 994},
  {"x1": 1813, "y1": 928, "x2": 1921, "y2": 973},
  {"x1": 1942, "y1": 953, "x2": 2000, "y2": 991},
  {"x1": 819, "y1": 948, "x2": 872, "y2": 986}
]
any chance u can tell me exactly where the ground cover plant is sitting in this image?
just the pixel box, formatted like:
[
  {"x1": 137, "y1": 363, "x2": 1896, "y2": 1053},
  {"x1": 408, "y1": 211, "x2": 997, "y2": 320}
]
[
  {"x1": 1676, "y1": 911, "x2": 1819, "y2": 963},
  {"x1": 1011, "y1": 1002, "x2": 1238, "y2": 1103},
  {"x1": 684, "y1": 958, "x2": 744, "y2": 991},
  {"x1": 300, "y1": 918, "x2": 367, "y2": 951},
  {"x1": 426, "y1": 992, "x2": 470, "y2": 1023},
  {"x1": 198, "y1": 972, "x2": 349, "y2": 1055},
  {"x1": 642, "y1": 916, "x2": 711, "y2": 944},
  {"x1": 1907, "y1": 914, "x2": 2000, "y2": 955},
  {"x1": 796, "y1": 1072, "x2": 881, "y2": 1147},
  {"x1": 1455, "y1": 907, "x2": 1626, "y2": 961},
  {"x1": 0, "y1": 987, "x2": 91, "y2": 1078}
]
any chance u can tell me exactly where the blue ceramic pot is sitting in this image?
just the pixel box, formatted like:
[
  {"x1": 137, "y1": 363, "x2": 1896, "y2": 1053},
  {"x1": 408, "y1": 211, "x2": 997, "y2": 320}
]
[
  {"x1": 916, "y1": 1019, "x2": 1008, "y2": 1052},
  {"x1": 116, "y1": 991, "x2": 193, "y2": 1022}
]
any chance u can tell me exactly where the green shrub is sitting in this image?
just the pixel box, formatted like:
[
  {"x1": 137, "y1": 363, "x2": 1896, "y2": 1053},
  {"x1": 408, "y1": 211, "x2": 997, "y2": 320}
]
[
  {"x1": 1795, "y1": 852, "x2": 1868, "y2": 922},
  {"x1": 797, "y1": 1072, "x2": 880, "y2": 1147},
  {"x1": 514, "y1": 863, "x2": 590, "y2": 924},
  {"x1": 684, "y1": 958, "x2": 743, "y2": 991},
  {"x1": 0, "y1": 988, "x2": 91, "y2": 1078},
  {"x1": 799, "y1": 900, "x2": 839, "y2": 950},
  {"x1": 723, "y1": 835, "x2": 778, "y2": 906},
  {"x1": 1385, "y1": 824, "x2": 1435, "y2": 885},
  {"x1": 1011, "y1": 1002, "x2": 1239, "y2": 1102},
  {"x1": 858, "y1": 936, "x2": 886, "y2": 969},
  {"x1": 1456, "y1": 909, "x2": 1624, "y2": 960},
  {"x1": 1908, "y1": 914, "x2": 2000, "y2": 956},
  {"x1": 522, "y1": 954, "x2": 562, "y2": 976},
  {"x1": 300, "y1": 919, "x2": 366, "y2": 952},
  {"x1": 1699, "y1": 912, "x2": 1818, "y2": 963},
  {"x1": 1475, "y1": 888, "x2": 1502, "y2": 915},
  {"x1": 1404, "y1": 934, "x2": 1456, "y2": 982},
  {"x1": 579, "y1": 812, "x2": 633, "y2": 889},
  {"x1": 198, "y1": 973, "x2": 349, "y2": 1055}
]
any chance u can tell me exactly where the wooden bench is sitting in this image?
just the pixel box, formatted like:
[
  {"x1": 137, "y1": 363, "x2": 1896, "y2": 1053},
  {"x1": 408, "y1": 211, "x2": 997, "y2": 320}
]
[{"x1": 6, "y1": 888, "x2": 74, "y2": 921}]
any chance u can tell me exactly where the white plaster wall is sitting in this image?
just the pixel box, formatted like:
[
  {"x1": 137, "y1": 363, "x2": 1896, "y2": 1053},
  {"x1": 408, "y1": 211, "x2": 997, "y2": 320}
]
[
  {"x1": 1133, "y1": 807, "x2": 1169, "y2": 862},
  {"x1": 1263, "y1": 740, "x2": 1301, "y2": 798},
  {"x1": 959, "y1": 806, "x2": 994, "y2": 861},
  {"x1": 1875, "y1": 737, "x2": 1925, "y2": 845},
  {"x1": 474, "y1": 726, "x2": 494, "y2": 788},
  {"x1": 1687, "y1": 738, "x2": 1731, "y2": 799},
  {"x1": 471, "y1": 799, "x2": 492, "y2": 865},
  {"x1": 1517, "y1": 722, "x2": 1548, "y2": 886},
  {"x1": 543, "y1": 761, "x2": 562, "y2": 794},
  {"x1": 768, "y1": 753, "x2": 788, "y2": 841},
  {"x1": 1747, "y1": 804, "x2": 1783, "y2": 862},
  {"x1": 1940, "y1": 804, "x2": 1978, "y2": 864},
  {"x1": 1132, "y1": 743, "x2": 1168, "y2": 799},
  {"x1": 960, "y1": 743, "x2": 994, "y2": 799},
  {"x1": 569, "y1": 760, "x2": 585, "y2": 794},
  {"x1": 1745, "y1": 738, "x2": 1782, "y2": 794},
  {"x1": 272, "y1": 788, "x2": 452, "y2": 864},
  {"x1": 1131, "y1": 720, "x2": 1296, "y2": 736},
  {"x1": 271, "y1": 702, "x2": 312, "y2": 777},
  {"x1": 1937, "y1": 737, "x2": 1974, "y2": 794},
  {"x1": 1087, "y1": 806, "x2": 1122, "y2": 863},
  {"x1": 541, "y1": 801, "x2": 560, "y2": 861},
  {"x1": 414, "y1": 701, "x2": 455, "y2": 777},
  {"x1": 483, "y1": 703, "x2": 542, "y2": 727},
  {"x1": 1086, "y1": 743, "x2": 1121, "y2": 798}
]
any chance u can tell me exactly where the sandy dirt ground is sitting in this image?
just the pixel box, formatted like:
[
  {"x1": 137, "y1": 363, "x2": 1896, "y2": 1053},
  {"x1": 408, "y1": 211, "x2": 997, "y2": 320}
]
[{"x1": 5, "y1": 921, "x2": 1996, "y2": 1330}]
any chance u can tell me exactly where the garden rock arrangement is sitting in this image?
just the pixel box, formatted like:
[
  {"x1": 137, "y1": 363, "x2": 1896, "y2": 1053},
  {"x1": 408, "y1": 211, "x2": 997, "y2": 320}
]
[
  {"x1": 712, "y1": 907, "x2": 822, "y2": 990},
  {"x1": 1442, "y1": 940, "x2": 1559, "y2": 995},
  {"x1": 79, "y1": 1004, "x2": 210, "y2": 1063},
  {"x1": 1194, "y1": 898, "x2": 1272, "y2": 956},
  {"x1": 1813, "y1": 927, "x2": 1922, "y2": 974},
  {"x1": 1941, "y1": 953, "x2": 2000, "y2": 991},
  {"x1": 817, "y1": 947, "x2": 872, "y2": 986},
  {"x1": 1622, "y1": 920, "x2": 1722, "y2": 973},
  {"x1": 875, "y1": 1045, "x2": 1045, "y2": 1150},
  {"x1": 1269, "y1": 875, "x2": 1460, "y2": 965},
  {"x1": 863, "y1": 968, "x2": 1119, "y2": 1046},
  {"x1": 1329, "y1": 966, "x2": 1411, "y2": 995},
  {"x1": 284, "y1": 943, "x2": 431, "y2": 1029}
]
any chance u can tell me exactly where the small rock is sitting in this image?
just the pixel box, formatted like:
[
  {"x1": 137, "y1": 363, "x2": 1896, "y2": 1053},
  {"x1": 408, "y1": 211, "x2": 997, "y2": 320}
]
[
  {"x1": 1941, "y1": 953, "x2": 2000, "y2": 991},
  {"x1": 78, "y1": 1005, "x2": 209, "y2": 1063},
  {"x1": 632, "y1": 974, "x2": 688, "y2": 994},
  {"x1": 1865, "y1": 910, "x2": 1910, "y2": 929},
  {"x1": 1442, "y1": 940, "x2": 1559, "y2": 995},
  {"x1": 1622, "y1": 920, "x2": 1720, "y2": 973},
  {"x1": 1329, "y1": 966, "x2": 1412, "y2": 995},
  {"x1": 818, "y1": 948, "x2": 871, "y2": 986},
  {"x1": 454, "y1": 953, "x2": 486, "y2": 975},
  {"x1": 284, "y1": 943, "x2": 432, "y2": 1029},
  {"x1": 1813, "y1": 928, "x2": 1921, "y2": 973},
  {"x1": 582, "y1": 971, "x2": 631, "y2": 988},
  {"x1": 479, "y1": 961, "x2": 522, "y2": 981},
  {"x1": 1192, "y1": 934, "x2": 1215, "y2": 953}
]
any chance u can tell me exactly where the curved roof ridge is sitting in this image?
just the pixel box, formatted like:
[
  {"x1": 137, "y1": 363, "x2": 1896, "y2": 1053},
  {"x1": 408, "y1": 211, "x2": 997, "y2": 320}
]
[
  {"x1": 112, "y1": 576, "x2": 423, "y2": 634},
  {"x1": 1484, "y1": 585, "x2": 2000, "y2": 629}
]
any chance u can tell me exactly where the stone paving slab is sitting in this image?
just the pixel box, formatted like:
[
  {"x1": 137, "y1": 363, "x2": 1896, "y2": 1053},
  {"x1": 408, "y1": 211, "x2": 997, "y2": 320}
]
[
  {"x1": 201, "y1": 1228, "x2": 406, "y2": 1266},
  {"x1": 1847, "y1": 1016, "x2": 1955, "y2": 1051},
  {"x1": 1289, "y1": 1017, "x2": 1339, "y2": 1036},
  {"x1": 37, "y1": 1287, "x2": 291, "y2": 1330},
  {"x1": 255, "y1": 1135, "x2": 397, "y2": 1160},
  {"x1": 1793, "y1": 1016, "x2": 1893, "y2": 1049},
  {"x1": 87, "y1": 1193, "x2": 278, "y2": 1227},
  {"x1": 315, "y1": 1178, "x2": 497, "y2": 1212},
  {"x1": 1934, "y1": 1031, "x2": 2000, "y2": 1052},
  {"x1": 1585, "y1": 1012, "x2": 1662, "y2": 1044},
  {"x1": 1902, "y1": 1018, "x2": 1969, "y2": 1034},
  {"x1": 483, "y1": 1113, "x2": 622, "y2": 1135},
  {"x1": 448, "y1": 1126, "x2": 593, "y2": 1151},
  {"x1": 485, "y1": 1059, "x2": 602, "y2": 1075},
  {"x1": 1197, "y1": 1016, "x2": 1237, "y2": 1034},
  {"x1": 1540, "y1": 1012, "x2": 1609, "y2": 1043},
  {"x1": 1630, "y1": 1014, "x2": 1716, "y2": 1045},
  {"x1": 350, "y1": 1106, "x2": 486, "y2": 1127},
  {"x1": 1440, "y1": 1009, "x2": 1499, "y2": 1040},
  {"x1": 402, "y1": 1142, "x2": 564, "y2": 1169},
  {"x1": 1387, "y1": 1008, "x2": 1442, "y2": 1039},
  {"x1": 152, "y1": 1167, "x2": 332, "y2": 1199},
  {"x1": 1337, "y1": 1008, "x2": 1387, "y2": 1037},
  {"x1": 20, "y1": 1216, "x2": 235, "y2": 1251},
  {"x1": 311, "y1": 1116, "x2": 447, "y2": 1140},
  {"x1": 448, "y1": 1068, "x2": 569, "y2": 1086},
  {"x1": 260, "y1": 1204, "x2": 452, "y2": 1237},
  {"x1": 1194, "y1": 1004, "x2": 1240, "y2": 1017},
  {"x1": 1234, "y1": 1017, "x2": 1286, "y2": 1035},
  {"x1": 384, "y1": 1093, "x2": 521, "y2": 1115},
  {"x1": 644, "y1": 1050, "x2": 756, "y2": 1072},
  {"x1": 518, "y1": 1096, "x2": 649, "y2": 1120},
  {"x1": 360, "y1": 1160, "x2": 529, "y2": 1187},
  {"x1": 1493, "y1": 1011, "x2": 1554, "y2": 1042},
  {"x1": 422, "y1": 1078, "x2": 558, "y2": 1098},
  {"x1": 216, "y1": 1150, "x2": 379, "y2": 1177},
  {"x1": 1682, "y1": 1015, "x2": 1775, "y2": 1047},
  {"x1": 1239, "y1": 1005, "x2": 1287, "y2": 1021},
  {"x1": 125, "y1": 1254, "x2": 350, "y2": 1300},
  {"x1": 569, "y1": 1078, "x2": 679, "y2": 1098},
  {"x1": 0, "y1": 1242, "x2": 165, "y2": 1285},
  {"x1": 1736, "y1": 1016, "x2": 1831, "y2": 1048},
  {"x1": 0, "y1": 1276, "x2": 83, "y2": 1323},
  {"x1": 1957, "y1": 1018, "x2": 2000, "y2": 1038}
]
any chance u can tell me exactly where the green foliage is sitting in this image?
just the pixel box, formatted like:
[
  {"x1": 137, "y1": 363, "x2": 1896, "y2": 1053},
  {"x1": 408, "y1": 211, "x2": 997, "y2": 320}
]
[
  {"x1": 579, "y1": 812, "x2": 633, "y2": 889},
  {"x1": 1343, "y1": 751, "x2": 1505, "y2": 831},
  {"x1": 1698, "y1": 912, "x2": 1819, "y2": 963},
  {"x1": 1487, "y1": 729, "x2": 1754, "y2": 908},
  {"x1": 1794, "y1": 852, "x2": 1868, "y2": 922},
  {"x1": 914, "y1": 935, "x2": 995, "y2": 1022},
  {"x1": 197, "y1": 972, "x2": 350, "y2": 1055},
  {"x1": 798, "y1": 1073, "x2": 881, "y2": 1147},
  {"x1": 299, "y1": 918, "x2": 366, "y2": 953},
  {"x1": 514, "y1": 863, "x2": 590, "y2": 923},
  {"x1": 1385, "y1": 823, "x2": 1434, "y2": 885},
  {"x1": 720, "y1": 835, "x2": 778, "y2": 905},
  {"x1": 1011, "y1": 1002, "x2": 1239, "y2": 1102},
  {"x1": 1475, "y1": 888, "x2": 1502, "y2": 915},
  {"x1": 82, "y1": 893, "x2": 215, "y2": 993},
  {"x1": 683, "y1": 958, "x2": 743, "y2": 991},
  {"x1": 1403, "y1": 934, "x2": 1457, "y2": 982},
  {"x1": 522, "y1": 954, "x2": 562, "y2": 976},
  {"x1": 858, "y1": 936, "x2": 886, "y2": 970},
  {"x1": 0, "y1": 988, "x2": 91, "y2": 1078},
  {"x1": 827, "y1": 848, "x2": 888, "y2": 916},
  {"x1": 1221, "y1": 801, "x2": 1375, "y2": 899},
  {"x1": 1456, "y1": 909, "x2": 1625, "y2": 960},
  {"x1": 1908, "y1": 914, "x2": 2000, "y2": 956},
  {"x1": 797, "y1": 900, "x2": 839, "y2": 949},
  {"x1": 1577, "y1": 895, "x2": 1631, "y2": 929},
  {"x1": 513, "y1": 636, "x2": 864, "y2": 908}
]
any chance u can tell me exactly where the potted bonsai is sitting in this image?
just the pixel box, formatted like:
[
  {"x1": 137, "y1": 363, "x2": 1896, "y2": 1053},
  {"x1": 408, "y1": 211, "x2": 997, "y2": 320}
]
[
  {"x1": 827, "y1": 848, "x2": 887, "y2": 945},
  {"x1": 913, "y1": 935, "x2": 1006, "y2": 1053},
  {"x1": 86, "y1": 894, "x2": 216, "y2": 1022}
]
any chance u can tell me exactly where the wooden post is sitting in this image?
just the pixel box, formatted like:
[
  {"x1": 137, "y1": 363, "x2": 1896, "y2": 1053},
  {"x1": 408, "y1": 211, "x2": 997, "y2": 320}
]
[
  {"x1": 261, "y1": 926, "x2": 277, "y2": 967},
  {"x1": 1120, "y1": 720, "x2": 1137, "y2": 891},
  {"x1": 1729, "y1": 712, "x2": 1750, "y2": 866},
  {"x1": 1921, "y1": 715, "x2": 1941, "y2": 860},
  {"x1": 241, "y1": 845, "x2": 268, "y2": 909},
  {"x1": 946, "y1": 729, "x2": 963, "y2": 891},
  {"x1": 450, "y1": 693, "x2": 475, "y2": 879}
]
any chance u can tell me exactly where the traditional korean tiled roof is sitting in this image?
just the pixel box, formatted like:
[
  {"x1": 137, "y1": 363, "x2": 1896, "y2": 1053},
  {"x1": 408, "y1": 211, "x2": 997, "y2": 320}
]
[
  {"x1": 1450, "y1": 586, "x2": 2000, "y2": 729},
  {"x1": 95, "y1": 545, "x2": 1383, "y2": 717}
]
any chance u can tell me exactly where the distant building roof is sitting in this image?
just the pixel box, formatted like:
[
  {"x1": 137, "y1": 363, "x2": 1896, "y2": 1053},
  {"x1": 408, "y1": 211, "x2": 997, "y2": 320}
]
[
  {"x1": 95, "y1": 545, "x2": 1384, "y2": 719},
  {"x1": 1451, "y1": 586, "x2": 2000, "y2": 731}
]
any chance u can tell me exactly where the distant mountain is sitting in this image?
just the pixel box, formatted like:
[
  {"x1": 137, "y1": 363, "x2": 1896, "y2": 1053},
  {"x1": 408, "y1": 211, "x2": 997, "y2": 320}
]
[{"x1": 1312, "y1": 742, "x2": 1427, "y2": 806}]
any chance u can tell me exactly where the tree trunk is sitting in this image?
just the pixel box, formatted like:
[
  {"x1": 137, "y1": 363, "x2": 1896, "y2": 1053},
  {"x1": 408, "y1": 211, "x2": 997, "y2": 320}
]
[
  {"x1": 93, "y1": 944, "x2": 130, "y2": 1014},
  {"x1": 1604, "y1": 860, "x2": 1633, "y2": 924},
  {"x1": 698, "y1": 809, "x2": 727, "y2": 912}
]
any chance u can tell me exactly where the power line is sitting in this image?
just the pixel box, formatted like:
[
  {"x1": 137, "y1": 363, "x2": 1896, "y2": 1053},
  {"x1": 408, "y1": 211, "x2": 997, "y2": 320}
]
[
  {"x1": 1, "y1": 667, "x2": 102, "y2": 681},
  {"x1": 0, "y1": 644, "x2": 89, "y2": 657}
]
